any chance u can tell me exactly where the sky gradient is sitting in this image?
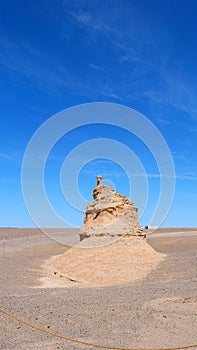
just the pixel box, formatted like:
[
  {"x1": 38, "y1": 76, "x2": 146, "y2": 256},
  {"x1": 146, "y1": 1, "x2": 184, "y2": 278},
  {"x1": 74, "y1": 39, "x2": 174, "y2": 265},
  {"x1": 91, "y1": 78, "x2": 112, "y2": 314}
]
[{"x1": 0, "y1": 0, "x2": 197, "y2": 228}]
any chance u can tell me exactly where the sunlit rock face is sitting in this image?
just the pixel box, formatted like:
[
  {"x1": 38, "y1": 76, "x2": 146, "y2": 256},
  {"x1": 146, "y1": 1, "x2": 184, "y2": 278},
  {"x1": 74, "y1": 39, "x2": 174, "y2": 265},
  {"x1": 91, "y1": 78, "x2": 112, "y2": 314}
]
[{"x1": 80, "y1": 176, "x2": 142, "y2": 239}]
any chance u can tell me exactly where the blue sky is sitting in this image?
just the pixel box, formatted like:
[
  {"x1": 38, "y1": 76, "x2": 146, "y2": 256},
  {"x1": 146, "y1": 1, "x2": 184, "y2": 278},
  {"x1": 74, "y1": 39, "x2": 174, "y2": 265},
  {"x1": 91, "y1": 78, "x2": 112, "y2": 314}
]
[{"x1": 0, "y1": 0, "x2": 197, "y2": 228}]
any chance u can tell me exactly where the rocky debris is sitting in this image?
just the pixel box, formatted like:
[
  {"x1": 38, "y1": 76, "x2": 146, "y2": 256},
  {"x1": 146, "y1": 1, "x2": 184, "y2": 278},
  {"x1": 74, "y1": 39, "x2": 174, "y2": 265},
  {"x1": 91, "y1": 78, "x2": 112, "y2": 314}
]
[{"x1": 80, "y1": 175, "x2": 143, "y2": 239}]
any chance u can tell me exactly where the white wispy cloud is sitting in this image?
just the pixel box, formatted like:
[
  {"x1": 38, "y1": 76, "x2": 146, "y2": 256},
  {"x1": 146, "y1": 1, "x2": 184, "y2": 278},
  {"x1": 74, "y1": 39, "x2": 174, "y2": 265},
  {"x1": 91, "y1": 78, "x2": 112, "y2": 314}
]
[
  {"x1": 0, "y1": 30, "x2": 89, "y2": 97},
  {"x1": 163, "y1": 74, "x2": 197, "y2": 120},
  {"x1": 102, "y1": 85, "x2": 123, "y2": 101},
  {"x1": 176, "y1": 175, "x2": 197, "y2": 180},
  {"x1": 1, "y1": 1, "x2": 196, "y2": 114},
  {"x1": 133, "y1": 173, "x2": 197, "y2": 181},
  {"x1": 0, "y1": 152, "x2": 13, "y2": 160},
  {"x1": 88, "y1": 63, "x2": 106, "y2": 72},
  {"x1": 0, "y1": 4, "x2": 154, "y2": 102},
  {"x1": 81, "y1": 168, "x2": 197, "y2": 181},
  {"x1": 68, "y1": 8, "x2": 116, "y2": 36}
]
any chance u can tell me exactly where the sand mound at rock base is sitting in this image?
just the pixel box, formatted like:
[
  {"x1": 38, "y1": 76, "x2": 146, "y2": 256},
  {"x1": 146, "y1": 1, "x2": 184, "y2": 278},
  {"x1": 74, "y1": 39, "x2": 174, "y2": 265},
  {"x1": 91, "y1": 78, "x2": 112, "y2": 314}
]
[{"x1": 41, "y1": 237, "x2": 165, "y2": 288}]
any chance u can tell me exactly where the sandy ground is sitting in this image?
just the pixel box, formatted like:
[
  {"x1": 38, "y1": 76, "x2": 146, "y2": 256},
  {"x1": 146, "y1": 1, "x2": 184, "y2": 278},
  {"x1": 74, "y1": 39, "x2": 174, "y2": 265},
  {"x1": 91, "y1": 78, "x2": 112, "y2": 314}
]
[
  {"x1": 42, "y1": 236, "x2": 164, "y2": 288},
  {"x1": 0, "y1": 228, "x2": 197, "y2": 350}
]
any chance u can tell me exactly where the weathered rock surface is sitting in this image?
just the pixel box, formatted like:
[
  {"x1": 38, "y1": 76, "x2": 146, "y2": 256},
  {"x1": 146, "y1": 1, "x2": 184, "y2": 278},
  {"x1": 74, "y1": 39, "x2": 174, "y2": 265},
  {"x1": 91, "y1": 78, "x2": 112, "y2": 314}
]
[{"x1": 80, "y1": 176, "x2": 143, "y2": 239}]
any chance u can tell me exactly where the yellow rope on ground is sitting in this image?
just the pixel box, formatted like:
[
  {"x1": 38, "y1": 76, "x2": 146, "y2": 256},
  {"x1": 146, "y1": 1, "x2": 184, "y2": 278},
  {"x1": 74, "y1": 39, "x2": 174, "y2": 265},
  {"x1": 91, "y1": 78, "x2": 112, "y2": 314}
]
[{"x1": 0, "y1": 307, "x2": 196, "y2": 350}]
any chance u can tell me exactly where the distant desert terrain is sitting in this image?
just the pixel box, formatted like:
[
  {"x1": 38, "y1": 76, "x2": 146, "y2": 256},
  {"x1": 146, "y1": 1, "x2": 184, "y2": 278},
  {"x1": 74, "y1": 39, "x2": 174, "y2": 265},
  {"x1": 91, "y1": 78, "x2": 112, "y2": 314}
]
[{"x1": 0, "y1": 228, "x2": 197, "y2": 349}]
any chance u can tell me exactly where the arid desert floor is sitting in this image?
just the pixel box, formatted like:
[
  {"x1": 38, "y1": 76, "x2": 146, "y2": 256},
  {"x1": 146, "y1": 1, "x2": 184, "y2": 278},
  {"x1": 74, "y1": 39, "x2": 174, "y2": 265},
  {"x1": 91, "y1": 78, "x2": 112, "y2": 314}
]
[{"x1": 0, "y1": 228, "x2": 197, "y2": 350}]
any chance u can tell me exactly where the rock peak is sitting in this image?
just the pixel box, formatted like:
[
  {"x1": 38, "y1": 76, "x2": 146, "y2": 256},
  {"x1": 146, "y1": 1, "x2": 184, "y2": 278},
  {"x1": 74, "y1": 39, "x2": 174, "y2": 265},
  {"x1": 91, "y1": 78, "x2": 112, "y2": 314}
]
[{"x1": 96, "y1": 175, "x2": 102, "y2": 185}]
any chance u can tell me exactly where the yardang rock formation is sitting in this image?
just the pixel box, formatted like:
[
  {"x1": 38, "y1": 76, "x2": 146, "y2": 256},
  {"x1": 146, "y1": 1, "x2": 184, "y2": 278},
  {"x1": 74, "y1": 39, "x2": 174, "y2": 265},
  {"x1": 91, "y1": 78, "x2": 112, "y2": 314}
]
[
  {"x1": 43, "y1": 176, "x2": 164, "y2": 289},
  {"x1": 80, "y1": 175, "x2": 143, "y2": 239}
]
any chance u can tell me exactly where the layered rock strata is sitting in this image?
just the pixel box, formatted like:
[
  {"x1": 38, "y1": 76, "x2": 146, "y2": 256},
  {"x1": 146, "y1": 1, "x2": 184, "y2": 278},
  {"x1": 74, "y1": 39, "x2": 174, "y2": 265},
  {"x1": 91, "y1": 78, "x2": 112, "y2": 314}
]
[{"x1": 80, "y1": 176, "x2": 143, "y2": 239}]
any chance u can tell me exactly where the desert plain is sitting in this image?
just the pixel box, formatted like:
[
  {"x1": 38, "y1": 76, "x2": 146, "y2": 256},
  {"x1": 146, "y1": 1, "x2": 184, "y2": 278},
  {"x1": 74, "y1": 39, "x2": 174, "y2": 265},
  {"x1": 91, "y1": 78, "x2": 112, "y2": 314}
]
[{"x1": 0, "y1": 227, "x2": 197, "y2": 350}]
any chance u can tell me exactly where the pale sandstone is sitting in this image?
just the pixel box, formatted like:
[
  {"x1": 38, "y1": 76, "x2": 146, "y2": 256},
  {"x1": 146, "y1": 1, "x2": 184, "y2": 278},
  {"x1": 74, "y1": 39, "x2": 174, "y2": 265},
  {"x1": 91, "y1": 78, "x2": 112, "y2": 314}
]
[
  {"x1": 42, "y1": 176, "x2": 164, "y2": 288},
  {"x1": 80, "y1": 175, "x2": 142, "y2": 239}
]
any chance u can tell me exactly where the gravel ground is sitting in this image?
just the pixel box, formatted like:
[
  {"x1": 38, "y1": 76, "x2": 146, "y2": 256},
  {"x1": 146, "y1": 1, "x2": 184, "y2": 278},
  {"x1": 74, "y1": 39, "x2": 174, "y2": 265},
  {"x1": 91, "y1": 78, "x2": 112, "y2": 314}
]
[{"x1": 0, "y1": 228, "x2": 197, "y2": 350}]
